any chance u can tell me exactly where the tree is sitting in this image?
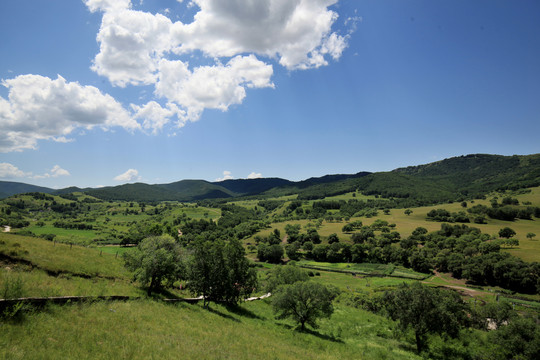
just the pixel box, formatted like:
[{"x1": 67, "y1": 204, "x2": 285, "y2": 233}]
[
  {"x1": 404, "y1": 209, "x2": 413, "y2": 216},
  {"x1": 123, "y1": 235, "x2": 185, "y2": 296},
  {"x1": 382, "y1": 282, "x2": 468, "y2": 353},
  {"x1": 285, "y1": 242, "x2": 301, "y2": 261},
  {"x1": 189, "y1": 239, "x2": 257, "y2": 307},
  {"x1": 265, "y1": 265, "x2": 309, "y2": 292},
  {"x1": 527, "y1": 232, "x2": 537, "y2": 241},
  {"x1": 488, "y1": 316, "x2": 540, "y2": 360},
  {"x1": 258, "y1": 243, "x2": 284, "y2": 263},
  {"x1": 285, "y1": 223, "x2": 301, "y2": 243},
  {"x1": 499, "y1": 227, "x2": 516, "y2": 239},
  {"x1": 341, "y1": 224, "x2": 353, "y2": 233},
  {"x1": 327, "y1": 233, "x2": 340, "y2": 244},
  {"x1": 272, "y1": 281, "x2": 337, "y2": 330}
]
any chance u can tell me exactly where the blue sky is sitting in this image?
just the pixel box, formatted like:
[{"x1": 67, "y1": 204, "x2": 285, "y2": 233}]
[{"x1": 1, "y1": 0, "x2": 539, "y2": 188}]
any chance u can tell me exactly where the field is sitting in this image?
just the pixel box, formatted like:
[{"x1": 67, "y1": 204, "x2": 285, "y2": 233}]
[
  {"x1": 0, "y1": 300, "x2": 424, "y2": 360},
  {"x1": 1, "y1": 184, "x2": 540, "y2": 359},
  {"x1": 244, "y1": 187, "x2": 540, "y2": 263}
]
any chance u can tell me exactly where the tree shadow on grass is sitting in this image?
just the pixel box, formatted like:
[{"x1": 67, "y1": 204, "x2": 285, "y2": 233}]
[
  {"x1": 206, "y1": 306, "x2": 241, "y2": 323},
  {"x1": 151, "y1": 288, "x2": 182, "y2": 300},
  {"x1": 223, "y1": 303, "x2": 263, "y2": 320},
  {"x1": 299, "y1": 327, "x2": 344, "y2": 343},
  {"x1": 274, "y1": 322, "x2": 343, "y2": 343}
]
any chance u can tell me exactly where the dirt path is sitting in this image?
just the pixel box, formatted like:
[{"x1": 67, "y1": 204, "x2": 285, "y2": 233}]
[{"x1": 424, "y1": 271, "x2": 489, "y2": 298}]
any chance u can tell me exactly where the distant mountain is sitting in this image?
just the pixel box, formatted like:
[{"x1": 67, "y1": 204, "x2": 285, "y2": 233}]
[
  {"x1": 214, "y1": 178, "x2": 293, "y2": 195},
  {"x1": 352, "y1": 153, "x2": 540, "y2": 202},
  {"x1": 159, "y1": 179, "x2": 235, "y2": 200},
  {"x1": 52, "y1": 186, "x2": 87, "y2": 195},
  {"x1": 0, "y1": 181, "x2": 54, "y2": 199},
  {"x1": 2, "y1": 154, "x2": 540, "y2": 203},
  {"x1": 86, "y1": 183, "x2": 184, "y2": 202}
]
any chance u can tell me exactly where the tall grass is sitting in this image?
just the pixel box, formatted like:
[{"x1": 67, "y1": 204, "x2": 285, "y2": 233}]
[
  {"x1": 0, "y1": 233, "x2": 128, "y2": 279},
  {"x1": 0, "y1": 300, "x2": 421, "y2": 360}
]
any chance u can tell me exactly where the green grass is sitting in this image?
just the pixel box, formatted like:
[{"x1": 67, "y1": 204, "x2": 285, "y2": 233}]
[
  {"x1": 0, "y1": 233, "x2": 128, "y2": 279},
  {"x1": 298, "y1": 261, "x2": 428, "y2": 280},
  {"x1": 0, "y1": 268, "x2": 141, "y2": 298},
  {"x1": 24, "y1": 224, "x2": 98, "y2": 245},
  {"x1": 0, "y1": 300, "x2": 420, "y2": 360}
]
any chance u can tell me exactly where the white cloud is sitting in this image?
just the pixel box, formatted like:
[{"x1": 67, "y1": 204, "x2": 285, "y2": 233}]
[
  {"x1": 215, "y1": 170, "x2": 233, "y2": 182},
  {"x1": 0, "y1": 74, "x2": 139, "y2": 152},
  {"x1": 84, "y1": 0, "x2": 132, "y2": 13},
  {"x1": 247, "y1": 172, "x2": 263, "y2": 179},
  {"x1": 156, "y1": 55, "x2": 274, "y2": 123},
  {"x1": 114, "y1": 169, "x2": 141, "y2": 182},
  {"x1": 92, "y1": 9, "x2": 174, "y2": 87},
  {"x1": 33, "y1": 165, "x2": 71, "y2": 179},
  {"x1": 132, "y1": 101, "x2": 184, "y2": 133},
  {"x1": 0, "y1": 163, "x2": 30, "y2": 179},
  {"x1": 50, "y1": 165, "x2": 70, "y2": 177},
  {"x1": 171, "y1": 0, "x2": 345, "y2": 70},
  {"x1": 85, "y1": 0, "x2": 350, "y2": 125}
]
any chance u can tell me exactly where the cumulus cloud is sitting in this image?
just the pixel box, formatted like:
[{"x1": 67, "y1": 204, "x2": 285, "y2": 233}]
[
  {"x1": 92, "y1": 8, "x2": 174, "y2": 87},
  {"x1": 0, "y1": 163, "x2": 31, "y2": 179},
  {"x1": 215, "y1": 170, "x2": 233, "y2": 182},
  {"x1": 84, "y1": 0, "x2": 132, "y2": 13},
  {"x1": 247, "y1": 172, "x2": 263, "y2": 179},
  {"x1": 132, "y1": 101, "x2": 184, "y2": 133},
  {"x1": 33, "y1": 165, "x2": 71, "y2": 179},
  {"x1": 85, "y1": 0, "x2": 350, "y2": 125},
  {"x1": 156, "y1": 55, "x2": 273, "y2": 123},
  {"x1": 171, "y1": 0, "x2": 346, "y2": 69},
  {"x1": 0, "y1": 74, "x2": 139, "y2": 152},
  {"x1": 114, "y1": 169, "x2": 141, "y2": 182}
]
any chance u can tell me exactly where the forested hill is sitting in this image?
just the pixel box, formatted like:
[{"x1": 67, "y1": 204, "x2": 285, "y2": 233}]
[
  {"x1": 271, "y1": 154, "x2": 540, "y2": 203},
  {"x1": 1, "y1": 153, "x2": 540, "y2": 202},
  {"x1": 0, "y1": 181, "x2": 55, "y2": 199}
]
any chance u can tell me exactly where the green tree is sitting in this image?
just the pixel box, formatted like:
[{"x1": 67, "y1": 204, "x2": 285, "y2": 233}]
[
  {"x1": 257, "y1": 243, "x2": 284, "y2": 263},
  {"x1": 488, "y1": 316, "x2": 540, "y2": 360},
  {"x1": 383, "y1": 282, "x2": 468, "y2": 353},
  {"x1": 327, "y1": 233, "x2": 340, "y2": 244},
  {"x1": 123, "y1": 235, "x2": 185, "y2": 296},
  {"x1": 284, "y1": 223, "x2": 301, "y2": 243},
  {"x1": 265, "y1": 265, "x2": 309, "y2": 292},
  {"x1": 189, "y1": 239, "x2": 257, "y2": 307},
  {"x1": 285, "y1": 242, "x2": 301, "y2": 261},
  {"x1": 499, "y1": 227, "x2": 516, "y2": 239},
  {"x1": 272, "y1": 281, "x2": 337, "y2": 330},
  {"x1": 404, "y1": 209, "x2": 413, "y2": 216},
  {"x1": 527, "y1": 232, "x2": 536, "y2": 241}
]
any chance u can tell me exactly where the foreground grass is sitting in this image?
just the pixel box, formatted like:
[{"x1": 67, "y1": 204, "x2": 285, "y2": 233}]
[
  {"x1": 0, "y1": 233, "x2": 128, "y2": 279},
  {"x1": 0, "y1": 268, "x2": 141, "y2": 298},
  {"x1": 0, "y1": 300, "x2": 420, "y2": 360}
]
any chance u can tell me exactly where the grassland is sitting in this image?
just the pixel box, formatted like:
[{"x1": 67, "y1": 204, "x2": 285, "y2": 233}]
[
  {"x1": 0, "y1": 233, "x2": 127, "y2": 279},
  {"x1": 0, "y1": 299, "x2": 422, "y2": 360},
  {"x1": 244, "y1": 186, "x2": 540, "y2": 263}
]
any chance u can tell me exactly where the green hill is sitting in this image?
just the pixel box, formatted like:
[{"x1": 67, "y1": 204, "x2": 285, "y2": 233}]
[
  {"x1": 0, "y1": 181, "x2": 54, "y2": 199},
  {"x1": 2, "y1": 153, "x2": 540, "y2": 203}
]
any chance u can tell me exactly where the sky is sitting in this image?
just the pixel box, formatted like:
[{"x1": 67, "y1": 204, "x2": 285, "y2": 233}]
[{"x1": 1, "y1": 0, "x2": 540, "y2": 189}]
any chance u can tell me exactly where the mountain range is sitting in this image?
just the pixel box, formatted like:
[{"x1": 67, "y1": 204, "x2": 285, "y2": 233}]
[{"x1": 2, "y1": 153, "x2": 540, "y2": 203}]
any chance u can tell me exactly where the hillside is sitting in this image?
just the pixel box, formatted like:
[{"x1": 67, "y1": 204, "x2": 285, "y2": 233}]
[
  {"x1": 2, "y1": 153, "x2": 540, "y2": 202},
  {"x1": 0, "y1": 181, "x2": 54, "y2": 199}
]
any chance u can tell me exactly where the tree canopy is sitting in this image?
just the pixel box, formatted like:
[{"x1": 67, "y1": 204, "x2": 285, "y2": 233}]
[
  {"x1": 123, "y1": 235, "x2": 185, "y2": 295},
  {"x1": 189, "y1": 238, "x2": 257, "y2": 306},
  {"x1": 272, "y1": 281, "x2": 337, "y2": 330},
  {"x1": 382, "y1": 282, "x2": 469, "y2": 353}
]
